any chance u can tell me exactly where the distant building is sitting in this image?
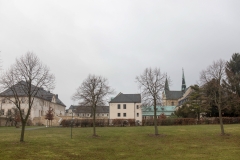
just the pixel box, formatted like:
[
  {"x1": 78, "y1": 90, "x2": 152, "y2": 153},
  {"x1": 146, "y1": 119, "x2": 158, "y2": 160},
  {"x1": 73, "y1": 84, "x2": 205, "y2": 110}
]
[
  {"x1": 0, "y1": 81, "x2": 66, "y2": 126},
  {"x1": 162, "y1": 69, "x2": 187, "y2": 106},
  {"x1": 177, "y1": 86, "x2": 193, "y2": 109},
  {"x1": 142, "y1": 106, "x2": 176, "y2": 119},
  {"x1": 109, "y1": 92, "x2": 142, "y2": 123},
  {"x1": 66, "y1": 105, "x2": 109, "y2": 119}
]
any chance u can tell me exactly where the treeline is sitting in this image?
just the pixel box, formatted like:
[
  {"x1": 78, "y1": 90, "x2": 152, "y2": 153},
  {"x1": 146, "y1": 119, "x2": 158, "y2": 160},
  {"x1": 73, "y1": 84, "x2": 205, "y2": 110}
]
[{"x1": 175, "y1": 53, "x2": 240, "y2": 135}]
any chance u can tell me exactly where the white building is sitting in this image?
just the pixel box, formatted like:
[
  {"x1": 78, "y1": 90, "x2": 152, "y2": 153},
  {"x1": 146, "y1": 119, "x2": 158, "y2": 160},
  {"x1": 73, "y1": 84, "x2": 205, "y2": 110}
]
[
  {"x1": 109, "y1": 93, "x2": 142, "y2": 124},
  {"x1": 66, "y1": 105, "x2": 109, "y2": 119},
  {"x1": 0, "y1": 81, "x2": 66, "y2": 126}
]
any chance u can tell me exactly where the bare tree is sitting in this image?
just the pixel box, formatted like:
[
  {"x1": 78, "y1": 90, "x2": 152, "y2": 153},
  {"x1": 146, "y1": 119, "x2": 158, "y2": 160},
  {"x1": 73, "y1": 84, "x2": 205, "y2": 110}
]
[
  {"x1": 0, "y1": 52, "x2": 55, "y2": 142},
  {"x1": 72, "y1": 75, "x2": 114, "y2": 136},
  {"x1": 136, "y1": 68, "x2": 166, "y2": 135},
  {"x1": 200, "y1": 59, "x2": 226, "y2": 135}
]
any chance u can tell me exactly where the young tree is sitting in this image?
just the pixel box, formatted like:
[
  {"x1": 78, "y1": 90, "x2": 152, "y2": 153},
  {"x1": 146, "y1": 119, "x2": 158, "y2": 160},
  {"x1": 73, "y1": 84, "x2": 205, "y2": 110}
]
[
  {"x1": 45, "y1": 107, "x2": 54, "y2": 127},
  {"x1": 72, "y1": 75, "x2": 114, "y2": 136},
  {"x1": 136, "y1": 68, "x2": 166, "y2": 135},
  {"x1": 200, "y1": 59, "x2": 226, "y2": 135},
  {"x1": 0, "y1": 52, "x2": 55, "y2": 142}
]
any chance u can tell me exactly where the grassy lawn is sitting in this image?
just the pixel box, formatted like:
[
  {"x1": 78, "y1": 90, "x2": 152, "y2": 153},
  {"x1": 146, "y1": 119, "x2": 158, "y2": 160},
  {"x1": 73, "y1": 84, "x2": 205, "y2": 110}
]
[{"x1": 0, "y1": 125, "x2": 240, "y2": 160}]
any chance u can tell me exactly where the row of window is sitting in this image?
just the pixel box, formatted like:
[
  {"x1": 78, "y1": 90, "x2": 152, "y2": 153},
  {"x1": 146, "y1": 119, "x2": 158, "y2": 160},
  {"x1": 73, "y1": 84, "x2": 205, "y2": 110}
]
[
  {"x1": 117, "y1": 113, "x2": 139, "y2": 117},
  {"x1": 0, "y1": 109, "x2": 25, "y2": 116},
  {"x1": 117, "y1": 104, "x2": 140, "y2": 109},
  {"x1": 77, "y1": 113, "x2": 109, "y2": 117},
  {"x1": 1, "y1": 98, "x2": 26, "y2": 104}
]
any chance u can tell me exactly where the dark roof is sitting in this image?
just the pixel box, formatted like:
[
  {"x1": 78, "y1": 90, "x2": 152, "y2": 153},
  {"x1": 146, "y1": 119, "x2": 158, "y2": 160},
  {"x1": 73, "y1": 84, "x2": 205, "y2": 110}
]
[
  {"x1": 109, "y1": 93, "x2": 141, "y2": 103},
  {"x1": 164, "y1": 90, "x2": 183, "y2": 100},
  {"x1": 69, "y1": 105, "x2": 109, "y2": 113},
  {"x1": 0, "y1": 81, "x2": 66, "y2": 107}
]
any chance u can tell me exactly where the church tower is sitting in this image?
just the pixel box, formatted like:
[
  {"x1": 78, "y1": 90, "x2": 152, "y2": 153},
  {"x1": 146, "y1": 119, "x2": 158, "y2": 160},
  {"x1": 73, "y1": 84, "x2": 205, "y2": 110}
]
[
  {"x1": 164, "y1": 77, "x2": 170, "y2": 91},
  {"x1": 181, "y1": 69, "x2": 186, "y2": 92}
]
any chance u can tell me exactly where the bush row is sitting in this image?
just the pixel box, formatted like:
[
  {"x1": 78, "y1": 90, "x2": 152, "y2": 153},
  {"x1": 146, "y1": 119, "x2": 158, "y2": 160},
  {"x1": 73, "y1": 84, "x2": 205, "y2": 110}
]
[
  {"x1": 143, "y1": 117, "x2": 240, "y2": 126},
  {"x1": 60, "y1": 117, "x2": 240, "y2": 127},
  {"x1": 142, "y1": 118, "x2": 196, "y2": 126},
  {"x1": 61, "y1": 119, "x2": 138, "y2": 127}
]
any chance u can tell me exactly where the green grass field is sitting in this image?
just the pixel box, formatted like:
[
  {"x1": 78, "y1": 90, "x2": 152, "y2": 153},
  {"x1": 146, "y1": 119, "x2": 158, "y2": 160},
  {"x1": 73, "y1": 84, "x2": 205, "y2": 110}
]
[{"x1": 0, "y1": 124, "x2": 240, "y2": 160}]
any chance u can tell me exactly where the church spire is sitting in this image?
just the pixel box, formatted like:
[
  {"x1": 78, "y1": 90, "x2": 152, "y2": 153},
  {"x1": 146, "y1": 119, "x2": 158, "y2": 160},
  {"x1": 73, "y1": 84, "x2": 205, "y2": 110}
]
[
  {"x1": 165, "y1": 76, "x2": 170, "y2": 91},
  {"x1": 181, "y1": 68, "x2": 186, "y2": 92}
]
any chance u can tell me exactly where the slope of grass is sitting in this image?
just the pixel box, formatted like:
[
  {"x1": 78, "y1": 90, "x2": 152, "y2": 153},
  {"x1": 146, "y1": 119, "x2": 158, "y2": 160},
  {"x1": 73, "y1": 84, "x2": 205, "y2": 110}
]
[{"x1": 0, "y1": 125, "x2": 240, "y2": 160}]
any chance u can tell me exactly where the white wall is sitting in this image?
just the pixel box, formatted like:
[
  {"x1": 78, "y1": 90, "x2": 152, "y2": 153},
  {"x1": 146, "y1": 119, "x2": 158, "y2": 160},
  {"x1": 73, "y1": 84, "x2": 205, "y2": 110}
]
[
  {"x1": 109, "y1": 103, "x2": 142, "y2": 122},
  {"x1": 0, "y1": 97, "x2": 65, "y2": 120}
]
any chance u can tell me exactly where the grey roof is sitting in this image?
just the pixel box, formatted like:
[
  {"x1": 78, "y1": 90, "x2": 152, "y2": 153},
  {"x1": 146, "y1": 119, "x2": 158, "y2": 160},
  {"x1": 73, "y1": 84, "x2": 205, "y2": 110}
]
[
  {"x1": 109, "y1": 93, "x2": 141, "y2": 103},
  {"x1": 69, "y1": 105, "x2": 109, "y2": 113},
  {"x1": 0, "y1": 81, "x2": 66, "y2": 107},
  {"x1": 164, "y1": 90, "x2": 183, "y2": 100}
]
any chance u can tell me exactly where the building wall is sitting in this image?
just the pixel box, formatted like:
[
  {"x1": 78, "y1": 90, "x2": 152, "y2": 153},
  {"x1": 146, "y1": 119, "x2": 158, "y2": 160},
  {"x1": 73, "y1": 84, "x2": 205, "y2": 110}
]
[
  {"x1": 0, "y1": 97, "x2": 65, "y2": 126},
  {"x1": 163, "y1": 99, "x2": 178, "y2": 106},
  {"x1": 109, "y1": 103, "x2": 142, "y2": 122}
]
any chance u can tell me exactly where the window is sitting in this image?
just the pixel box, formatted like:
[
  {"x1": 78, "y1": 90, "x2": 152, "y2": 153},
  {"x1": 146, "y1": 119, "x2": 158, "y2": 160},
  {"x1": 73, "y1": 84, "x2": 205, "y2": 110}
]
[
  {"x1": 171, "y1": 102, "x2": 174, "y2": 106},
  {"x1": 7, "y1": 109, "x2": 11, "y2": 116},
  {"x1": 102, "y1": 114, "x2": 104, "y2": 116},
  {"x1": 107, "y1": 114, "x2": 108, "y2": 116},
  {"x1": 1, "y1": 109, "x2": 4, "y2": 115},
  {"x1": 117, "y1": 113, "x2": 121, "y2": 117},
  {"x1": 123, "y1": 113, "x2": 126, "y2": 117},
  {"x1": 123, "y1": 104, "x2": 126, "y2": 109},
  {"x1": 137, "y1": 113, "x2": 139, "y2": 117},
  {"x1": 136, "y1": 105, "x2": 139, "y2": 109},
  {"x1": 21, "y1": 109, "x2": 25, "y2": 115},
  {"x1": 118, "y1": 104, "x2": 121, "y2": 109},
  {"x1": 21, "y1": 98, "x2": 25, "y2": 103},
  {"x1": 2, "y1": 99, "x2": 5, "y2": 103}
]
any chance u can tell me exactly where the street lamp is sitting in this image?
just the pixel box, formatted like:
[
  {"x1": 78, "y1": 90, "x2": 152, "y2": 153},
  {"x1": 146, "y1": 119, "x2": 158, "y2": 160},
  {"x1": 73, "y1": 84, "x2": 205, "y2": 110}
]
[
  {"x1": 71, "y1": 109, "x2": 75, "y2": 139},
  {"x1": 0, "y1": 100, "x2": 2, "y2": 126}
]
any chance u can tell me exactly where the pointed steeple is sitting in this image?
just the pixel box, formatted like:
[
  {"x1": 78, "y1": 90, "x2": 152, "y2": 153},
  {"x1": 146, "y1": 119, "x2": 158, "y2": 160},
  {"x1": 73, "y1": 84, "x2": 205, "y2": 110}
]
[
  {"x1": 165, "y1": 77, "x2": 170, "y2": 91},
  {"x1": 181, "y1": 68, "x2": 186, "y2": 92}
]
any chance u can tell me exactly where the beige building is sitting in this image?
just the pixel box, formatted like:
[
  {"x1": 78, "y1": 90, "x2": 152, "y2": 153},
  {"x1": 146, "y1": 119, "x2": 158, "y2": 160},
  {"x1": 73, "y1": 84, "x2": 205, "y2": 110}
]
[
  {"x1": 66, "y1": 105, "x2": 109, "y2": 119},
  {"x1": 109, "y1": 93, "x2": 142, "y2": 124},
  {"x1": 0, "y1": 82, "x2": 66, "y2": 126}
]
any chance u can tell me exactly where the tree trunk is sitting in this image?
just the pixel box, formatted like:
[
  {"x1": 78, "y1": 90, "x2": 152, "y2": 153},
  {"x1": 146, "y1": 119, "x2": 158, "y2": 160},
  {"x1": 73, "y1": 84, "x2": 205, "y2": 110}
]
[
  {"x1": 20, "y1": 121, "x2": 26, "y2": 142},
  {"x1": 93, "y1": 108, "x2": 96, "y2": 136},
  {"x1": 154, "y1": 100, "x2": 158, "y2": 135},
  {"x1": 218, "y1": 105, "x2": 225, "y2": 135}
]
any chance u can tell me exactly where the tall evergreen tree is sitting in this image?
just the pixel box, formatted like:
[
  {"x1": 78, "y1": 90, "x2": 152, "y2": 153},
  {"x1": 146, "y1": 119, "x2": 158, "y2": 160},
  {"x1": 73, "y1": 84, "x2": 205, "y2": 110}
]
[{"x1": 224, "y1": 53, "x2": 240, "y2": 115}]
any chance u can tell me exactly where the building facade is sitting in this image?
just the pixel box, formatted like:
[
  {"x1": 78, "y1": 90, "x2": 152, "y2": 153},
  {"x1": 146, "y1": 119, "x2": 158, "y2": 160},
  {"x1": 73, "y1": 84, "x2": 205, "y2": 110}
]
[
  {"x1": 142, "y1": 106, "x2": 176, "y2": 119},
  {"x1": 0, "y1": 81, "x2": 66, "y2": 126},
  {"x1": 109, "y1": 93, "x2": 142, "y2": 123},
  {"x1": 66, "y1": 105, "x2": 109, "y2": 119},
  {"x1": 162, "y1": 69, "x2": 187, "y2": 107}
]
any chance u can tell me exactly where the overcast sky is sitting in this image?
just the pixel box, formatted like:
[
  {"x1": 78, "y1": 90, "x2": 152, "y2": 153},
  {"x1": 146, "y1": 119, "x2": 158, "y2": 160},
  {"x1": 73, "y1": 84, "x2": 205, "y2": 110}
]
[{"x1": 1, "y1": 0, "x2": 240, "y2": 108}]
